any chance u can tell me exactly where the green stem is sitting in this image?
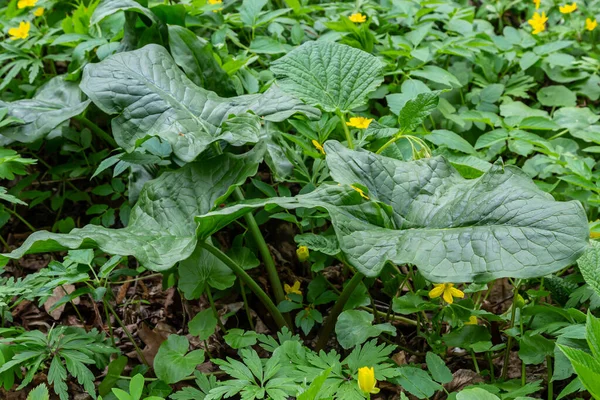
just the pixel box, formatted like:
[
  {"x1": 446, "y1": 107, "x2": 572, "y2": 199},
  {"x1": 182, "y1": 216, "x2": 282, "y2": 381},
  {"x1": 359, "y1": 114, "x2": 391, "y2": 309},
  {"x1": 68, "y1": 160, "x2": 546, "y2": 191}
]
[
  {"x1": 316, "y1": 272, "x2": 365, "y2": 351},
  {"x1": 240, "y1": 281, "x2": 255, "y2": 330},
  {"x1": 6, "y1": 207, "x2": 36, "y2": 232},
  {"x1": 336, "y1": 110, "x2": 354, "y2": 149},
  {"x1": 76, "y1": 116, "x2": 118, "y2": 148},
  {"x1": 198, "y1": 241, "x2": 289, "y2": 330},
  {"x1": 106, "y1": 302, "x2": 149, "y2": 367},
  {"x1": 206, "y1": 286, "x2": 227, "y2": 334},
  {"x1": 471, "y1": 350, "x2": 480, "y2": 374},
  {"x1": 547, "y1": 355, "x2": 553, "y2": 400},
  {"x1": 501, "y1": 281, "x2": 521, "y2": 380},
  {"x1": 376, "y1": 129, "x2": 405, "y2": 155},
  {"x1": 233, "y1": 188, "x2": 286, "y2": 308}
]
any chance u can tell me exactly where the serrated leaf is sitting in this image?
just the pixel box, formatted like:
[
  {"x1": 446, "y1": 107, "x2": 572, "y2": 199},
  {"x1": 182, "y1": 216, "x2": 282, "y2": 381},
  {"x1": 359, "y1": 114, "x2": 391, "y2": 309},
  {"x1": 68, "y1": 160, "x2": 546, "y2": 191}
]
[
  {"x1": 270, "y1": 41, "x2": 384, "y2": 112},
  {"x1": 80, "y1": 44, "x2": 318, "y2": 162},
  {"x1": 399, "y1": 91, "x2": 439, "y2": 132},
  {"x1": 195, "y1": 141, "x2": 588, "y2": 282},
  {"x1": 425, "y1": 352, "x2": 453, "y2": 384},
  {"x1": 577, "y1": 241, "x2": 600, "y2": 298},
  {"x1": 2, "y1": 147, "x2": 264, "y2": 271}
]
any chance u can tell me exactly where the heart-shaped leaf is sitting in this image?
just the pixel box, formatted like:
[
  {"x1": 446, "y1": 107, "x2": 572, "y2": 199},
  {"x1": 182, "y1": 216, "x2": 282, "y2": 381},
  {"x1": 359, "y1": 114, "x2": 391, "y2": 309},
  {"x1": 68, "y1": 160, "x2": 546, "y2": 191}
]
[
  {"x1": 1, "y1": 146, "x2": 264, "y2": 271},
  {"x1": 195, "y1": 141, "x2": 588, "y2": 282},
  {"x1": 270, "y1": 41, "x2": 384, "y2": 112},
  {"x1": 80, "y1": 44, "x2": 319, "y2": 161}
]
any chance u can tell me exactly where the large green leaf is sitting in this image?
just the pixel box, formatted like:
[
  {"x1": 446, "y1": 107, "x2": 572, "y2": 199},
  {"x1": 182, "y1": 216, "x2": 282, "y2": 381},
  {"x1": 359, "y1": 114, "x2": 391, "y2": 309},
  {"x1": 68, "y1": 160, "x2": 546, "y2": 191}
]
[
  {"x1": 270, "y1": 41, "x2": 384, "y2": 112},
  {"x1": 154, "y1": 335, "x2": 205, "y2": 385},
  {"x1": 335, "y1": 310, "x2": 395, "y2": 349},
  {"x1": 80, "y1": 44, "x2": 319, "y2": 162},
  {"x1": 1, "y1": 147, "x2": 264, "y2": 271},
  {"x1": 195, "y1": 141, "x2": 588, "y2": 282},
  {"x1": 0, "y1": 76, "x2": 90, "y2": 145}
]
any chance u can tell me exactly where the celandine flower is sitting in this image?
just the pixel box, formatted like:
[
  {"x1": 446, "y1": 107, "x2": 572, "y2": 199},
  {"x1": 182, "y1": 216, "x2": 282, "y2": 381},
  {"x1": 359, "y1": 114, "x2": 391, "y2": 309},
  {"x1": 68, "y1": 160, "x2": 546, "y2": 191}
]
[
  {"x1": 346, "y1": 116, "x2": 372, "y2": 129},
  {"x1": 528, "y1": 12, "x2": 548, "y2": 34},
  {"x1": 9, "y1": 21, "x2": 30, "y2": 40},
  {"x1": 429, "y1": 283, "x2": 465, "y2": 304},
  {"x1": 284, "y1": 281, "x2": 302, "y2": 295},
  {"x1": 17, "y1": 0, "x2": 36, "y2": 9},
  {"x1": 586, "y1": 18, "x2": 598, "y2": 31},
  {"x1": 358, "y1": 367, "x2": 380, "y2": 395},
  {"x1": 33, "y1": 7, "x2": 44, "y2": 16},
  {"x1": 349, "y1": 13, "x2": 367, "y2": 23},
  {"x1": 559, "y1": 2, "x2": 577, "y2": 13},
  {"x1": 296, "y1": 246, "x2": 309, "y2": 262},
  {"x1": 312, "y1": 140, "x2": 325, "y2": 155}
]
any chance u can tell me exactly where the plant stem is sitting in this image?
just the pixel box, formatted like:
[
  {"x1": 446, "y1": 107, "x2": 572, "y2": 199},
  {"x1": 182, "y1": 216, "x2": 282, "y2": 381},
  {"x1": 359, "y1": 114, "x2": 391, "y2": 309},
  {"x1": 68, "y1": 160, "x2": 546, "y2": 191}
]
[
  {"x1": 76, "y1": 116, "x2": 118, "y2": 148},
  {"x1": 471, "y1": 350, "x2": 480, "y2": 374},
  {"x1": 198, "y1": 241, "x2": 290, "y2": 330},
  {"x1": 206, "y1": 286, "x2": 227, "y2": 334},
  {"x1": 376, "y1": 129, "x2": 405, "y2": 155},
  {"x1": 5, "y1": 207, "x2": 36, "y2": 232},
  {"x1": 106, "y1": 302, "x2": 149, "y2": 367},
  {"x1": 233, "y1": 187, "x2": 287, "y2": 309},
  {"x1": 501, "y1": 281, "x2": 521, "y2": 380},
  {"x1": 315, "y1": 271, "x2": 365, "y2": 351},
  {"x1": 336, "y1": 110, "x2": 354, "y2": 149},
  {"x1": 547, "y1": 355, "x2": 553, "y2": 400},
  {"x1": 239, "y1": 281, "x2": 255, "y2": 330}
]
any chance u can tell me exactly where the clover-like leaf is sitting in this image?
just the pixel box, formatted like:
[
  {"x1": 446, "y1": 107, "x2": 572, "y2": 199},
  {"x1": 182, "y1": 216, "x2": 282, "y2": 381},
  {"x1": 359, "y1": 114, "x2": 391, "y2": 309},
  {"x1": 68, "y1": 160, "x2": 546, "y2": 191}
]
[
  {"x1": 1, "y1": 146, "x2": 264, "y2": 271},
  {"x1": 154, "y1": 335, "x2": 205, "y2": 384},
  {"x1": 80, "y1": 44, "x2": 319, "y2": 162},
  {"x1": 0, "y1": 76, "x2": 90, "y2": 145},
  {"x1": 270, "y1": 41, "x2": 384, "y2": 112},
  {"x1": 335, "y1": 310, "x2": 395, "y2": 349},
  {"x1": 195, "y1": 141, "x2": 588, "y2": 282}
]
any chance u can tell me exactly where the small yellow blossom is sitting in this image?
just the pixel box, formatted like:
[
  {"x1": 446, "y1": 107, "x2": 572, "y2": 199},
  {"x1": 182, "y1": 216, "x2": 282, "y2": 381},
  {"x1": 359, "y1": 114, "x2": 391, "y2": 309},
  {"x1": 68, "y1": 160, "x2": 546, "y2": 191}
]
[
  {"x1": 528, "y1": 12, "x2": 548, "y2": 35},
  {"x1": 346, "y1": 116, "x2": 373, "y2": 129},
  {"x1": 358, "y1": 367, "x2": 380, "y2": 395},
  {"x1": 351, "y1": 185, "x2": 369, "y2": 200},
  {"x1": 296, "y1": 246, "x2": 309, "y2": 262},
  {"x1": 17, "y1": 0, "x2": 36, "y2": 9},
  {"x1": 8, "y1": 21, "x2": 30, "y2": 40},
  {"x1": 559, "y1": 2, "x2": 577, "y2": 13},
  {"x1": 533, "y1": 0, "x2": 541, "y2": 9},
  {"x1": 429, "y1": 283, "x2": 465, "y2": 304},
  {"x1": 591, "y1": 231, "x2": 600, "y2": 239},
  {"x1": 466, "y1": 316, "x2": 478, "y2": 325},
  {"x1": 284, "y1": 281, "x2": 302, "y2": 295},
  {"x1": 349, "y1": 13, "x2": 367, "y2": 23},
  {"x1": 312, "y1": 140, "x2": 325, "y2": 155},
  {"x1": 33, "y1": 7, "x2": 44, "y2": 16},
  {"x1": 586, "y1": 18, "x2": 598, "y2": 31},
  {"x1": 208, "y1": 0, "x2": 223, "y2": 12}
]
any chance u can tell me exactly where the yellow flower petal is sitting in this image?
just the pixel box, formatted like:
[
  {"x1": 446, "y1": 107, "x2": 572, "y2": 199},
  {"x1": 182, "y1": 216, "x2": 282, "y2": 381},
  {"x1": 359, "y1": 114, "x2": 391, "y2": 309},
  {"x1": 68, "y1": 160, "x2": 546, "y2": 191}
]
[
  {"x1": 346, "y1": 116, "x2": 373, "y2": 129},
  {"x1": 448, "y1": 286, "x2": 465, "y2": 299},
  {"x1": 312, "y1": 140, "x2": 325, "y2": 155},
  {"x1": 429, "y1": 284, "x2": 446, "y2": 299},
  {"x1": 358, "y1": 366, "x2": 378, "y2": 394},
  {"x1": 466, "y1": 316, "x2": 478, "y2": 325},
  {"x1": 442, "y1": 289, "x2": 455, "y2": 304},
  {"x1": 8, "y1": 21, "x2": 30, "y2": 40},
  {"x1": 17, "y1": 0, "x2": 36, "y2": 9},
  {"x1": 349, "y1": 12, "x2": 367, "y2": 23},
  {"x1": 534, "y1": 0, "x2": 541, "y2": 9},
  {"x1": 559, "y1": 2, "x2": 577, "y2": 13},
  {"x1": 351, "y1": 185, "x2": 369, "y2": 200},
  {"x1": 285, "y1": 281, "x2": 302, "y2": 295},
  {"x1": 528, "y1": 11, "x2": 548, "y2": 34},
  {"x1": 586, "y1": 18, "x2": 598, "y2": 31},
  {"x1": 33, "y1": 7, "x2": 44, "y2": 16}
]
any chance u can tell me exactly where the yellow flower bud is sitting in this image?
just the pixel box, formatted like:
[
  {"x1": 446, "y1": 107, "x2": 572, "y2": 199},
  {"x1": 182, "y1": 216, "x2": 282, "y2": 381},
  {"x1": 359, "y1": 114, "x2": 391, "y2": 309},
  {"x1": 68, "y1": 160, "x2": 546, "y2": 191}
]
[
  {"x1": 358, "y1": 366, "x2": 380, "y2": 394},
  {"x1": 296, "y1": 246, "x2": 309, "y2": 262}
]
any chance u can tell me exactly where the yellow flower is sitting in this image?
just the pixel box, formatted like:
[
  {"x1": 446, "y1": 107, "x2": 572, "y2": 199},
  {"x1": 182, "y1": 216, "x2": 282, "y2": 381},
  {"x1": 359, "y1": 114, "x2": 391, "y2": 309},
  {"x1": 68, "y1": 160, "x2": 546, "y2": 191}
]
[
  {"x1": 296, "y1": 246, "x2": 309, "y2": 262},
  {"x1": 586, "y1": 18, "x2": 598, "y2": 31},
  {"x1": 351, "y1": 185, "x2": 369, "y2": 200},
  {"x1": 312, "y1": 140, "x2": 325, "y2": 155},
  {"x1": 528, "y1": 12, "x2": 548, "y2": 34},
  {"x1": 349, "y1": 13, "x2": 367, "y2": 23},
  {"x1": 17, "y1": 0, "x2": 36, "y2": 9},
  {"x1": 358, "y1": 367, "x2": 380, "y2": 395},
  {"x1": 346, "y1": 116, "x2": 373, "y2": 129},
  {"x1": 559, "y1": 2, "x2": 577, "y2": 13},
  {"x1": 8, "y1": 21, "x2": 30, "y2": 40},
  {"x1": 534, "y1": 0, "x2": 541, "y2": 9},
  {"x1": 284, "y1": 281, "x2": 302, "y2": 295},
  {"x1": 429, "y1": 283, "x2": 465, "y2": 304},
  {"x1": 208, "y1": 0, "x2": 223, "y2": 12},
  {"x1": 591, "y1": 230, "x2": 600, "y2": 238},
  {"x1": 33, "y1": 7, "x2": 44, "y2": 16},
  {"x1": 465, "y1": 316, "x2": 478, "y2": 325}
]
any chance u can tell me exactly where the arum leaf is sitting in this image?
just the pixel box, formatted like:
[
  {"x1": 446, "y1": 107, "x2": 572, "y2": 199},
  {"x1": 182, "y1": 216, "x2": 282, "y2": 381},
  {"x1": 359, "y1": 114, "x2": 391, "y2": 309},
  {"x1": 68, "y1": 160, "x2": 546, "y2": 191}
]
[
  {"x1": 1, "y1": 146, "x2": 264, "y2": 271},
  {"x1": 80, "y1": 44, "x2": 319, "y2": 162},
  {"x1": 195, "y1": 141, "x2": 588, "y2": 282},
  {"x1": 270, "y1": 41, "x2": 384, "y2": 112},
  {"x1": 0, "y1": 76, "x2": 90, "y2": 145}
]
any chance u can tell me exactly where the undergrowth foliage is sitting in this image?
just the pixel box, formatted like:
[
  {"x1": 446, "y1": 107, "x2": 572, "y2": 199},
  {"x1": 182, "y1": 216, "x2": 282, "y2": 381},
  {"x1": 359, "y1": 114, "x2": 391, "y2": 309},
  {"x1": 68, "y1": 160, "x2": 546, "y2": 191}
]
[{"x1": 0, "y1": 0, "x2": 599, "y2": 399}]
